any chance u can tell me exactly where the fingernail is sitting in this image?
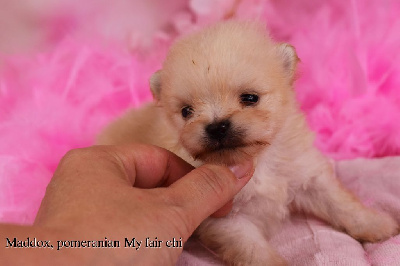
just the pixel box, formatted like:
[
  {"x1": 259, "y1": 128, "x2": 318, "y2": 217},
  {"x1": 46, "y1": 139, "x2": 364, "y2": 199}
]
[{"x1": 229, "y1": 161, "x2": 254, "y2": 179}]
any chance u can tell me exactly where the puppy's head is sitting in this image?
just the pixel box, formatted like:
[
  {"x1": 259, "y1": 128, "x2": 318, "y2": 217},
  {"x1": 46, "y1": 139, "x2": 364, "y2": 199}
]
[{"x1": 151, "y1": 21, "x2": 299, "y2": 165}]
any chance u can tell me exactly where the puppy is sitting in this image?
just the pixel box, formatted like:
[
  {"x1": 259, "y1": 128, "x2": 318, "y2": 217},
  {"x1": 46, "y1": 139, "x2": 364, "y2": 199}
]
[{"x1": 97, "y1": 21, "x2": 398, "y2": 265}]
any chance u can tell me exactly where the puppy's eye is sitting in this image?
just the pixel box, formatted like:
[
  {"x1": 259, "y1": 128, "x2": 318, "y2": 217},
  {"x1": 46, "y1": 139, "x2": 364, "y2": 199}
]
[
  {"x1": 240, "y1": 93, "x2": 259, "y2": 106},
  {"x1": 181, "y1": 106, "x2": 194, "y2": 118}
]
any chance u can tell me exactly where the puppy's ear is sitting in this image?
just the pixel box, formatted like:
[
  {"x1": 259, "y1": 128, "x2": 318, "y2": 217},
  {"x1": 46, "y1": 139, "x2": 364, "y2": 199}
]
[
  {"x1": 150, "y1": 70, "x2": 162, "y2": 101},
  {"x1": 276, "y1": 43, "x2": 299, "y2": 83}
]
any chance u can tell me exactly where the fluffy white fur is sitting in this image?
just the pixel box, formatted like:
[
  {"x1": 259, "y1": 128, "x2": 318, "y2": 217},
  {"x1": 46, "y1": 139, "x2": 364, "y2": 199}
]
[{"x1": 97, "y1": 21, "x2": 398, "y2": 265}]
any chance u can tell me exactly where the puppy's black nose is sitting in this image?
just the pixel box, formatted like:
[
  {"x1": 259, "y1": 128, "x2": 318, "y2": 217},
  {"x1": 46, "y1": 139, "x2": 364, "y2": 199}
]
[{"x1": 205, "y1": 120, "x2": 231, "y2": 141}]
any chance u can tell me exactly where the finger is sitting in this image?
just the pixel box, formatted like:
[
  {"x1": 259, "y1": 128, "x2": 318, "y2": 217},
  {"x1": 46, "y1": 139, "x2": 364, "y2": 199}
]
[
  {"x1": 55, "y1": 144, "x2": 194, "y2": 188},
  {"x1": 211, "y1": 200, "x2": 233, "y2": 218},
  {"x1": 167, "y1": 161, "x2": 254, "y2": 236},
  {"x1": 108, "y1": 144, "x2": 195, "y2": 188}
]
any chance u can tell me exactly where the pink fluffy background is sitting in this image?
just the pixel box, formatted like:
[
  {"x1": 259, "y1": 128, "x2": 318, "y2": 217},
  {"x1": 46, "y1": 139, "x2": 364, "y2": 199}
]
[{"x1": 0, "y1": 0, "x2": 399, "y2": 224}]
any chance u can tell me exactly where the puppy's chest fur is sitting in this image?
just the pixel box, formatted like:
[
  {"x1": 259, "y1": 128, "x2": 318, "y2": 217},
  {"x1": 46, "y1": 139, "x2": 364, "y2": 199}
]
[{"x1": 228, "y1": 147, "x2": 306, "y2": 231}]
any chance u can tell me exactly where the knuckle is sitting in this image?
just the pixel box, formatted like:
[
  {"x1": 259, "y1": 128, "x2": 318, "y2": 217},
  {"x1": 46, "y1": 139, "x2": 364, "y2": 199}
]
[
  {"x1": 62, "y1": 148, "x2": 81, "y2": 160},
  {"x1": 62, "y1": 148, "x2": 90, "y2": 162},
  {"x1": 55, "y1": 148, "x2": 96, "y2": 177},
  {"x1": 61, "y1": 146, "x2": 105, "y2": 165}
]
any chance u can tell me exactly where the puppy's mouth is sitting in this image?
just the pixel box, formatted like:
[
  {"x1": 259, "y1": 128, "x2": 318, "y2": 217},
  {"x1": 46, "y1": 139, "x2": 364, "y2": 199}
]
[{"x1": 193, "y1": 139, "x2": 270, "y2": 165}]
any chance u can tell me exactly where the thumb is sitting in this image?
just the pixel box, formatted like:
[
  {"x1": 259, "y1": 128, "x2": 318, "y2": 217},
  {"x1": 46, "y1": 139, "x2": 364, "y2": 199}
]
[{"x1": 167, "y1": 161, "x2": 254, "y2": 237}]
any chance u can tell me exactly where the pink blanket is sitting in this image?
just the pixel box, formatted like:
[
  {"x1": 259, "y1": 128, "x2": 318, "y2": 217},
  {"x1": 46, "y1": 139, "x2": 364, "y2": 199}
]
[{"x1": 177, "y1": 157, "x2": 400, "y2": 265}]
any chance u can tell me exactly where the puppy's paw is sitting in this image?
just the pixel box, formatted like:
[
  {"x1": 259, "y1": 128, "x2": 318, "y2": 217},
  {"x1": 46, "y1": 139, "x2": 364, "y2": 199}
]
[{"x1": 346, "y1": 210, "x2": 399, "y2": 242}]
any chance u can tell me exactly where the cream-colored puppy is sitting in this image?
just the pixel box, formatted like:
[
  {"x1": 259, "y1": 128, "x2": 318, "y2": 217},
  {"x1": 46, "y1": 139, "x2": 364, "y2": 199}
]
[{"x1": 97, "y1": 21, "x2": 398, "y2": 265}]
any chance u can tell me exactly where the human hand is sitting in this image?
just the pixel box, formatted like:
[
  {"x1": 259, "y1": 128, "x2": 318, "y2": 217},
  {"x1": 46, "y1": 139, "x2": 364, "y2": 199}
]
[{"x1": 27, "y1": 144, "x2": 253, "y2": 265}]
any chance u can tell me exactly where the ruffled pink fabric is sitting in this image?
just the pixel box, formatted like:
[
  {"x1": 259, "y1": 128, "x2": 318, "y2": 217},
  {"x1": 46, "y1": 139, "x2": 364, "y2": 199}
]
[{"x1": 263, "y1": 0, "x2": 400, "y2": 159}]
